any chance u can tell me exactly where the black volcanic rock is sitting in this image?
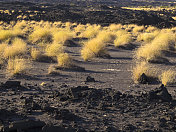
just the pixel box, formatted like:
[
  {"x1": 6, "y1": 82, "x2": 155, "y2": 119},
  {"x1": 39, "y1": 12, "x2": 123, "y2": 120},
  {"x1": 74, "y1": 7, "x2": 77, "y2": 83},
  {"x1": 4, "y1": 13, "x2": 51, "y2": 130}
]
[
  {"x1": 148, "y1": 84, "x2": 172, "y2": 102},
  {"x1": 0, "y1": 2, "x2": 175, "y2": 28}
]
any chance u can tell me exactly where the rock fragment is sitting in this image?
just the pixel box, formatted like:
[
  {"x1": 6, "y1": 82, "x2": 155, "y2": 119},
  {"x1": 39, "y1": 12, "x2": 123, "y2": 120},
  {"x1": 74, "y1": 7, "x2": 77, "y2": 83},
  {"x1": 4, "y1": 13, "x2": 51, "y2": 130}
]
[
  {"x1": 3, "y1": 119, "x2": 45, "y2": 132},
  {"x1": 148, "y1": 84, "x2": 172, "y2": 102},
  {"x1": 86, "y1": 76, "x2": 95, "y2": 82}
]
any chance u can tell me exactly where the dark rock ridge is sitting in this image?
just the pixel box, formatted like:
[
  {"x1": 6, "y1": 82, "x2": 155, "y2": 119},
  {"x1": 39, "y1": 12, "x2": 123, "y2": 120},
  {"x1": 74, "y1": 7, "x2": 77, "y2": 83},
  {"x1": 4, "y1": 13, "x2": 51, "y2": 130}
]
[
  {"x1": 0, "y1": 1, "x2": 175, "y2": 28},
  {"x1": 1, "y1": 83, "x2": 176, "y2": 131}
]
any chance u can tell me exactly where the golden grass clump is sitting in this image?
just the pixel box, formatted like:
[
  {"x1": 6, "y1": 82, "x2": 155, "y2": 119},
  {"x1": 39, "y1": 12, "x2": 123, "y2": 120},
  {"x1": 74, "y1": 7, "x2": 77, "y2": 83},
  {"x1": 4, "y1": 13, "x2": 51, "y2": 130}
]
[
  {"x1": 126, "y1": 24, "x2": 136, "y2": 29},
  {"x1": 48, "y1": 64, "x2": 59, "y2": 75},
  {"x1": 65, "y1": 22, "x2": 72, "y2": 29},
  {"x1": 0, "y1": 30, "x2": 13, "y2": 41},
  {"x1": 114, "y1": 30, "x2": 132, "y2": 47},
  {"x1": 135, "y1": 31, "x2": 175, "y2": 61},
  {"x1": 79, "y1": 25, "x2": 101, "y2": 39},
  {"x1": 132, "y1": 25, "x2": 145, "y2": 34},
  {"x1": 3, "y1": 38, "x2": 27, "y2": 58},
  {"x1": 57, "y1": 53, "x2": 73, "y2": 68},
  {"x1": 96, "y1": 31, "x2": 115, "y2": 43},
  {"x1": 109, "y1": 24, "x2": 123, "y2": 31},
  {"x1": 137, "y1": 31, "x2": 159, "y2": 43},
  {"x1": 45, "y1": 43, "x2": 64, "y2": 57},
  {"x1": 0, "y1": 43, "x2": 8, "y2": 63},
  {"x1": 13, "y1": 21, "x2": 27, "y2": 31},
  {"x1": 160, "y1": 70, "x2": 175, "y2": 86},
  {"x1": 29, "y1": 28, "x2": 52, "y2": 43},
  {"x1": 31, "y1": 47, "x2": 42, "y2": 60},
  {"x1": 7, "y1": 58, "x2": 28, "y2": 76},
  {"x1": 74, "y1": 24, "x2": 86, "y2": 33},
  {"x1": 115, "y1": 30, "x2": 128, "y2": 36},
  {"x1": 81, "y1": 38, "x2": 107, "y2": 61},
  {"x1": 132, "y1": 62, "x2": 156, "y2": 83},
  {"x1": 135, "y1": 43, "x2": 161, "y2": 61},
  {"x1": 12, "y1": 28, "x2": 25, "y2": 36},
  {"x1": 152, "y1": 31, "x2": 175, "y2": 51},
  {"x1": 53, "y1": 30, "x2": 74, "y2": 44},
  {"x1": 0, "y1": 43, "x2": 8, "y2": 55},
  {"x1": 145, "y1": 26, "x2": 158, "y2": 33},
  {"x1": 0, "y1": 26, "x2": 27, "y2": 42}
]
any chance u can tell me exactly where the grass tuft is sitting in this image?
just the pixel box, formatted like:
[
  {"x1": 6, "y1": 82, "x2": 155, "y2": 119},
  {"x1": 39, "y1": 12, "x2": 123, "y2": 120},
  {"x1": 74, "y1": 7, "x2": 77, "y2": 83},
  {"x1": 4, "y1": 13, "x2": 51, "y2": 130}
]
[
  {"x1": 132, "y1": 62, "x2": 157, "y2": 83},
  {"x1": 45, "y1": 43, "x2": 64, "y2": 57},
  {"x1": 96, "y1": 31, "x2": 115, "y2": 43},
  {"x1": 53, "y1": 30, "x2": 74, "y2": 44},
  {"x1": 133, "y1": 25, "x2": 145, "y2": 34},
  {"x1": 137, "y1": 31, "x2": 159, "y2": 43},
  {"x1": 160, "y1": 70, "x2": 175, "y2": 86},
  {"x1": 7, "y1": 58, "x2": 28, "y2": 76},
  {"x1": 0, "y1": 30, "x2": 13, "y2": 41},
  {"x1": 81, "y1": 38, "x2": 107, "y2": 61},
  {"x1": 79, "y1": 25, "x2": 101, "y2": 39},
  {"x1": 57, "y1": 53, "x2": 73, "y2": 68},
  {"x1": 135, "y1": 31, "x2": 175, "y2": 62},
  {"x1": 3, "y1": 38, "x2": 27, "y2": 58},
  {"x1": 29, "y1": 28, "x2": 52, "y2": 43},
  {"x1": 31, "y1": 47, "x2": 42, "y2": 60},
  {"x1": 114, "y1": 30, "x2": 132, "y2": 47}
]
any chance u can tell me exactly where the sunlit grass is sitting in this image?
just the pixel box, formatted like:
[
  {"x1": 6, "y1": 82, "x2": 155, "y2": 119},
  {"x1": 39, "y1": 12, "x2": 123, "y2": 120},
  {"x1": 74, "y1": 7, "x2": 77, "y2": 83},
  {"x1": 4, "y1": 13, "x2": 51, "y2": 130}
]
[
  {"x1": 114, "y1": 30, "x2": 133, "y2": 47},
  {"x1": 0, "y1": 30, "x2": 14, "y2": 41},
  {"x1": 45, "y1": 43, "x2": 64, "y2": 57},
  {"x1": 53, "y1": 30, "x2": 74, "y2": 44},
  {"x1": 132, "y1": 62, "x2": 157, "y2": 83},
  {"x1": 137, "y1": 31, "x2": 160, "y2": 43},
  {"x1": 81, "y1": 38, "x2": 107, "y2": 61},
  {"x1": 57, "y1": 53, "x2": 73, "y2": 68},
  {"x1": 29, "y1": 27, "x2": 52, "y2": 43},
  {"x1": 31, "y1": 47, "x2": 42, "y2": 61},
  {"x1": 7, "y1": 58, "x2": 29, "y2": 76},
  {"x1": 160, "y1": 70, "x2": 176, "y2": 86},
  {"x1": 79, "y1": 24, "x2": 101, "y2": 39},
  {"x1": 135, "y1": 31, "x2": 175, "y2": 61},
  {"x1": 3, "y1": 38, "x2": 27, "y2": 58}
]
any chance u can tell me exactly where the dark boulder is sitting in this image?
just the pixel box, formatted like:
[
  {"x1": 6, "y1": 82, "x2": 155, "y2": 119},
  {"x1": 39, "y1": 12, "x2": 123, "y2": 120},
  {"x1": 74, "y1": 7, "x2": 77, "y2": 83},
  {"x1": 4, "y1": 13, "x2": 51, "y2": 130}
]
[
  {"x1": 148, "y1": 84, "x2": 172, "y2": 102},
  {"x1": 138, "y1": 73, "x2": 149, "y2": 84},
  {"x1": 42, "y1": 125, "x2": 75, "y2": 132},
  {"x1": 55, "y1": 109, "x2": 81, "y2": 121},
  {"x1": 3, "y1": 119, "x2": 45, "y2": 132},
  {"x1": 86, "y1": 76, "x2": 95, "y2": 82},
  {"x1": 3, "y1": 81, "x2": 21, "y2": 88}
]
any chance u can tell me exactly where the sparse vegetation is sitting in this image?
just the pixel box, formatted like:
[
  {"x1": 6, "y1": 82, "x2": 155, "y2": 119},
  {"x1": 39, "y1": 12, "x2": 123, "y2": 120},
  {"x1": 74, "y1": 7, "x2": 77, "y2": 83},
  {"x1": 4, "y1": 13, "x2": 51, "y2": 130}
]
[
  {"x1": 1, "y1": 2, "x2": 176, "y2": 131},
  {"x1": 137, "y1": 31, "x2": 159, "y2": 43},
  {"x1": 81, "y1": 38, "x2": 107, "y2": 61},
  {"x1": 31, "y1": 47, "x2": 42, "y2": 61},
  {"x1": 0, "y1": 20, "x2": 174, "y2": 89},
  {"x1": 114, "y1": 30, "x2": 133, "y2": 47},
  {"x1": 109, "y1": 24, "x2": 123, "y2": 31},
  {"x1": 29, "y1": 27, "x2": 52, "y2": 43},
  {"x1": 132, "y1": 62, "x2": 157, "y2": 83},
  {"x1": 48, "y1": 64, "x2": 59, "y2": 75},
  {"x1": 132, "y1": 25, "x2": 145, "y2": 34},
  {"x1": 0, "y1": 30, "x2": 14, "y2": 41},
  {"x1": 79, "y1": 24, "x2": 101, "y2": 39},
  {"x1": 160, "y1": 70, "x2": 175, "y2": 86},
  {"x1": 7, "y1": 58, "x2": 28, "y2": 76},
  {"x1": 53, "y1": 30, "x2": 74, "y2": 44},
  {"x1": 135, "y1": 31, "x2": 175, "y2": 62},
  {"x1": 3, "y1": 38, "x2": 27, "y2": 58},
  {"x1": 57, "y1": 53, "x2": 73, "y2": 68},
  {"x1": 96, "y1": 31, "x2": 115, "y2": 43},
  {"x1": 45, "y1": 43, "x2": 64, "y2": 57}
]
